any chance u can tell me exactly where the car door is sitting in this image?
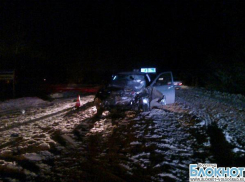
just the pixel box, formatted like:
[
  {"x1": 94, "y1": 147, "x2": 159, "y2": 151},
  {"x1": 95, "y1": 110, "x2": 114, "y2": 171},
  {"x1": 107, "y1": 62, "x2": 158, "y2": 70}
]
[{"x1": 150, "y1": 72, "x2": 175, "y2": 104}]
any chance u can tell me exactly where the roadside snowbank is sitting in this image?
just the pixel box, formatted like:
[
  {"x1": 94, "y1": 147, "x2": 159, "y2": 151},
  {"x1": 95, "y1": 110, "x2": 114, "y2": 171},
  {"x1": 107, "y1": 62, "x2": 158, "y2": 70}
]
[{"x1": 0, "y1": 97, "x2": 51, "y2": 113}]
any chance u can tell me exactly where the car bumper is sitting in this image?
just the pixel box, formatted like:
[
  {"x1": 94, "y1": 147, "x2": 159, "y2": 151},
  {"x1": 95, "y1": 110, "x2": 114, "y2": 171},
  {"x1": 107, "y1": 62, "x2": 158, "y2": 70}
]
[{"x1": 102, "y1": 100, "x2": 135, "y2": 111}]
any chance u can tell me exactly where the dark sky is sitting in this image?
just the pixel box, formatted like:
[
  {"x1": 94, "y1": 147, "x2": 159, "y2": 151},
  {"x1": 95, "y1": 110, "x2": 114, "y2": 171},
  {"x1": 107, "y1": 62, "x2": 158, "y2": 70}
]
[{"x1": 1, "y1": 0, "x2": 245, "y2": 74}]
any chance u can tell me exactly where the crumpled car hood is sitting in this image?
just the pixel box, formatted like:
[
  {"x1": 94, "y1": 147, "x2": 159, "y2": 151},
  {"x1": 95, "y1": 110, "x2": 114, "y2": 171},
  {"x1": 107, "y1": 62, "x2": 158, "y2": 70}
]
[{"x1": 96, "y1": 85, "x2": 135, "y2": 108}]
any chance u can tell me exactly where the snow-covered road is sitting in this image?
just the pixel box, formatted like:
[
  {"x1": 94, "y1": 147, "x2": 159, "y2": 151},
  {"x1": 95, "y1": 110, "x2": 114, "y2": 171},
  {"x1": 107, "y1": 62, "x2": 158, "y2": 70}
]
[
  {"x1": 177, "y1": 87, "x2": 245, "y2": 153},
  {"x1": 0, "y1": 88, "x2": 245, "y2": 182}
]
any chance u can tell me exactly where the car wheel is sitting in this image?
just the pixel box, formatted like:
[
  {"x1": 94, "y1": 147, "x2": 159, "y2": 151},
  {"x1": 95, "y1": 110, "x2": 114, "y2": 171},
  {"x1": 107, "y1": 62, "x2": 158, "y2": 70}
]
[
  {"x1": 142, "y1": 104, "x2": 150, "y2": 112},
  {"x1": 138, "y1": 97, "x2": 150, "y2": 112},
  {"x1": 138, "y1": 103, "x2": 149, "y2": 112}
]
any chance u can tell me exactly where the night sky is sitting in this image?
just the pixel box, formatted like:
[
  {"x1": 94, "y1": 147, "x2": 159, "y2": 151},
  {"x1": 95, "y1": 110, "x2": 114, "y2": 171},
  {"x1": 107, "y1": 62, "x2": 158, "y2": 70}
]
[{"x1": 1, "y1": 0, "x2": 245, "y2": 84}]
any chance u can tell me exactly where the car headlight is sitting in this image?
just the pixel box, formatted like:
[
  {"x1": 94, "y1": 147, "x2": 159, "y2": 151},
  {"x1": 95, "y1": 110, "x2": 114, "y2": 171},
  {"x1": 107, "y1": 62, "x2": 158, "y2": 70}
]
[{"x1": 143, "y1": 98, "x2": 149, "y2": 104}]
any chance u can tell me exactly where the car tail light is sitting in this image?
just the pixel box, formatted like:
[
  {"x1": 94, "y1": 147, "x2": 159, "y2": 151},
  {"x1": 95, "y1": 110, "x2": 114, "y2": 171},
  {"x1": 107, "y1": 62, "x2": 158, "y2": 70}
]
[{"x1": 178, "y1": 83, "x2": 182, "y2": 86}]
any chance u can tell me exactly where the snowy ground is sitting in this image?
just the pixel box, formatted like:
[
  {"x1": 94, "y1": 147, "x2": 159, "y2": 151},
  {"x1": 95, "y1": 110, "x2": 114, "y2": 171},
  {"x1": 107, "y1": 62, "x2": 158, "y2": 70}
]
[
  {"x1": 0, "y1": 87, "x2": 245, "y2": 182},
  {"x1": 0, "y1": 97, "x2": 52, "y2": 115}
]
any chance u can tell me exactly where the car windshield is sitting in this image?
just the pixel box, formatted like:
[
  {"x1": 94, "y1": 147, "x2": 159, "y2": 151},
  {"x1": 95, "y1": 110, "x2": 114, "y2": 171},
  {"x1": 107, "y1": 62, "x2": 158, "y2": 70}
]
[
  {"x1": 112, "y1": 74, "x2": 144, "y2": 81},
  {"x1": 110, "y1": 74, "x2": 146, "y2": 91}
]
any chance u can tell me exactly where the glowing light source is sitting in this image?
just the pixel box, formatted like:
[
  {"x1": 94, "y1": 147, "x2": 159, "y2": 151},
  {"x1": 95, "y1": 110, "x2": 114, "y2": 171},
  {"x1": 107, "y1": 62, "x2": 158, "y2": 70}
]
[
  {"x1": 143, "y1": 98, "x2": 148, "y2": 104},
  {"x1": 141, "y1": 68, "x2": 156, "y2": 73}
]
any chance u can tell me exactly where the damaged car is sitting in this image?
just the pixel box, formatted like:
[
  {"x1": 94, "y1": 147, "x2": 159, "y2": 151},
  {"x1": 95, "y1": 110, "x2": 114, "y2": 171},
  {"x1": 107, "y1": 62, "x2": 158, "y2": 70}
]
[{"x1": 94, "y1": 71, "x2": 175, "y2": 114}]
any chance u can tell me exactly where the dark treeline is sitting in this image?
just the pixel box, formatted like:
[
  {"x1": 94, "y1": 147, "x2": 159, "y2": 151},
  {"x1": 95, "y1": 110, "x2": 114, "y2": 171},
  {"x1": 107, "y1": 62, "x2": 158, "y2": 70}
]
[{"x1": 1, "y1": 0, "x2": 245, "y2": 98}]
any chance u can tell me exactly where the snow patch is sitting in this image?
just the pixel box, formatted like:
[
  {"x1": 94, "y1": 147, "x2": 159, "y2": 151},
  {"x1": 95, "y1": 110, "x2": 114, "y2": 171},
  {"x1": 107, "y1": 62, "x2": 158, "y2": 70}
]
[
  {"x1": 224, "y1": 132, "x2": 233, "y2": 143},
  {"x1": 130, "y1": 141, "x2": 141, "y2": 145},
  {"x1": 233, "y1": 148, "x2": 245, "y2": 153},
  {"x1": 0, "y1": 97, "x2": 50, "y2": 113},
  {"x1": 158, "y1": 173, "x2": 179, "y2": 180}
]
